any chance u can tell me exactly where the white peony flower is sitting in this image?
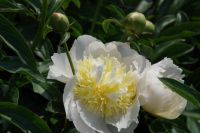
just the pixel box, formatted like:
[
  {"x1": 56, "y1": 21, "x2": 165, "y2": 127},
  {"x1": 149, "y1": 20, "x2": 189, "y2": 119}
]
[
  {"x1": 139, "y1": 58, "x2": 187, "y2": 119},
  {"x1": 47, "y1": 35, "x2": 150, "y2": 133}
]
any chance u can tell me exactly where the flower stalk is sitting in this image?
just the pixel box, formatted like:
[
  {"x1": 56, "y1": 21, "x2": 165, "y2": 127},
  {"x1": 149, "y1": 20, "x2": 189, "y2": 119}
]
[{"x1": 63, "y1": 42, "x2": 75, "y2": 75}]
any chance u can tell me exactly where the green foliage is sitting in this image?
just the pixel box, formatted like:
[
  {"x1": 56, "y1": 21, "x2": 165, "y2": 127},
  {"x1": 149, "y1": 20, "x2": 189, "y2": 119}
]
[
  {"x1": 0, "y1": 102, "x2": 52, "y2": 133},
  {"x1": 0, "y1": 0, "x2": 200, "y2": 132}
]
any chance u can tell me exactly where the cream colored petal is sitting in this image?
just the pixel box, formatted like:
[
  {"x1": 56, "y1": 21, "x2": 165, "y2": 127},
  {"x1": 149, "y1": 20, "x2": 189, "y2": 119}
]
[
  {"x1": 70, "y1": 103, "x2": 96, "y2": 133},
  {"x1": 70, "y1": 35, "x2": 97, "y2": 62},
  {"x1": 140, "y1": 58, "x2": 187, "y2": 119},
  {"x1": 47, "y1": 53, "x2": 73, "y2": 83},
  {"x1": 63, "y1": 77, "x2": 76, "y2": 121},
  {"x1": 106, "y1": 99, "x2": 139, "y2": 132},
  {"x1": 76, "y1": 101, "x2": 111, "y2": 133}
]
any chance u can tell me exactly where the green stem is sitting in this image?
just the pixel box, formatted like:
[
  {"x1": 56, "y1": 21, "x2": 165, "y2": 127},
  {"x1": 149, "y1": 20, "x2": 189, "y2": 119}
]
[
  {"x1": 63, "y1": 42, "x2": 75, "y2": 75},
  {"x1": 89, "y1": 0, "x2": 103, "y2": 34},
  {"x1": 32, "y1": 0, "x2": 48, "y2": 50}
]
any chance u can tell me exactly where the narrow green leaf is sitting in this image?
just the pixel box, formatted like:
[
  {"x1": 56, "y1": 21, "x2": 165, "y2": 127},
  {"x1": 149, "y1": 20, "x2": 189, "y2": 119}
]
[
  {"x1": 183, "y1": 110, "x2": 200, "y2": 119},
  {"x1": 0, "y1": 14, "x2": 37, "y2": 71},
  {"x1": 0, "y1": 102, "x2": 52, "y2": 133},
  {"x1": 136, "y1": 0, "x2": 153, "y2": 13},
  {"x1": 154, "y1": 31, "x2": 200, "y2": 43},
  {"x1": 160, "y1": 78, "x2": 200, "y2": 109},
  {"x1": 153, "y1": 40, "x2": 193, "y2": 62},
  {"x1": 162, "y1": 22, "x2": 200, "y2": 35},
  {"x1": 106, "y1": 4, "x2": 125, "y2": 19},
  {"x1": 187, "y1": 117, "x2": 200, "y2": 133}
]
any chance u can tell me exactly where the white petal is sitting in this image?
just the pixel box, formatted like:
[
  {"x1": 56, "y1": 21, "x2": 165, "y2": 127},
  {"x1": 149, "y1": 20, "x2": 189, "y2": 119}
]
[
  {"x1": 47, "y1": 53, "x2": 73, "y2": 83},
  {"x1": 139, "y1": 58, "x2": 187, "y2": 119},
  {"x1": 108, "y1": 121, "x2": 138, "y2": 133},
  {"x1": 106, "y1": 99, "x2": 140, "y2": 132},
  {"x1": 70, "y1": 35, "x2": 97, "y2": 62},
  {"x1": 84, "y1": 41, "x2": 106, "y2": 58},
  {"x1": 76, "y1": 101, "x2": 111, "y2": 133},
  {"x1": 70, "y1": 103, "x2": 96, "y2": 133},
  {"x1": 63, "y1": 77, "x2": 76, "y2": 121},
  {"x1": 105, "y1": 42, "x2": 122, "y2": 60},
  {"x1": 107, "y1": 42, "x2": 151, "y2": 74}
]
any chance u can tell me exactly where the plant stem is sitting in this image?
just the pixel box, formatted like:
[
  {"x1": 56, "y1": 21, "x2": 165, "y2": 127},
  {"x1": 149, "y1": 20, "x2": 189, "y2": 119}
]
[
  {"x1": 63, "y1": 42, "x2": 75, "y2": 75},
  {"x1": 89, "y1": 0, "x2": 103, "y2": 34},
  {"x1": 32, "y1": 0, "x2": 48, "y2": 50}
]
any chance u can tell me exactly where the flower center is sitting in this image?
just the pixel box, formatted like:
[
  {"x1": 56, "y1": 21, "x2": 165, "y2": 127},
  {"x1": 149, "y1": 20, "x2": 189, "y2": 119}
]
[{"x1": 74, "y1": 56, "x2": 137, "y2": 118}]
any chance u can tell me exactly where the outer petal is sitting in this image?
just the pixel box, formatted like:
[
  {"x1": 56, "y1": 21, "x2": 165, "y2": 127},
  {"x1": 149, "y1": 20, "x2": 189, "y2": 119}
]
[
  {"x1": 139, "y1": 58, "x2": 187, "y2": 119},
  {"x1": 76, "y1": 101, "x2": 111, "y2": 133},
  {"x1": 106, "y1": 99, "x2": 140, "y2": 132},
  {"x1": 108, "y1": 121, "x2": 138, "y2": 133},
  {"x1": 63, "y1": 77, "x2": 76, "y2": 121},
  {"x1": 70, "y1": 103, "x2": 96, "y2": 133},
  {"x1": 70, "y1": 35, "x2": 98, "y2": 62},
  {"x1": 47, "y1": 53, "x2": 73, "y2": 83}
]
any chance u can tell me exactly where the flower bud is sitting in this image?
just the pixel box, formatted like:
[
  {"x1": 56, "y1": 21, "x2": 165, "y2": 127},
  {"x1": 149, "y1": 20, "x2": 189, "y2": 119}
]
[
  {"x1": 143, "y1": 20, "x2": 155, "y2": 33},
  {"x1": 123, "y1": 12, "x2": 146, "y2": 34},
  {"x1": 49, "y1": 12, "x2": 69, "y2": 33}
]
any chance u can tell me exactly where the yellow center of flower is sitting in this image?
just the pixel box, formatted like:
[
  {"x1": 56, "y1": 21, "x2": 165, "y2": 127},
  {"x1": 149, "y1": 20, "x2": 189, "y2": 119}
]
[{"x1": 74, "y1": 56, "x2": 137, "y2": 119}]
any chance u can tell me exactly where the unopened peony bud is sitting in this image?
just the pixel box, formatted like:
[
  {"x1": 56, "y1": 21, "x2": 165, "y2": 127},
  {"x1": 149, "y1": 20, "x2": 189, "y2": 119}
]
[
  {"x1": 49, "y1": 12, "x2": 69, "y2": 33},
  {"x1": 144, "y1": 20, "x2": 155, "y2": 33},
  {"x1": 123, "y1": 12, "x2": 146, "y2": 34}
]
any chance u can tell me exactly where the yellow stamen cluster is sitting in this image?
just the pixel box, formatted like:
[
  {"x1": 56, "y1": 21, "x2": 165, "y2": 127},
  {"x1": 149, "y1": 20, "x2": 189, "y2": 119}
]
[{"x1": 74, "y1": 56, "x2": 137, "y2": 119}]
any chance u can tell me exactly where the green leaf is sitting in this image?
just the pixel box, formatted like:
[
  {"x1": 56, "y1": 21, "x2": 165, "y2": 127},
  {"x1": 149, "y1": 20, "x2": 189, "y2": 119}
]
[
  {"x1": 154, "y1": 31, "x2": 200, "y2": 43},
  {"x1": 187, "y1": 117, "x2": 200, "y2": 133},
  {"x1": 0, "y1": 14, "x2": 37, "y2": 71},
  {"x1": 136, "y1": 0, "x2": 153, "y2": 13},
  {"x1": 183, "y1": 110, "x2": 200, "y2": 119},
  {"x1": 162, "y1": 22, "x2": 200, "y2": 35},
  {"x1": 72, "y1": 0, "x2": 81, "y2": 8},
  {"x1": 31, "y1": 80, "x2": 62, "y2": 100},
  {"x1": 6, "y1": 86, "x2": 19, "y2": 104},
  {"x1": 0, "y1": 0, "x2": 24, "y2": 12},
  {"x1": 0, "y1": 102, "x2": 52, "y2": 133},
  {"x1": 68, "y1": 128, "x2": 79, "y2": 133},
  {"x1": 106, "y1": 4, "x2": 125, "y2": 19},
  {"x1": 155, "y1": 15, "x2": 176, "y2": 35},
  {"x1": 160, "y1": 78, "x2": 200, "y2": 109},
  {"x1": 152, "y1": 40, "x2": 194, "y2": 62},
  {"x1": 31, "y1": 82, "x2": 51, "y2": 100},
  {"x1": 0, "y1": 56, "x2": 45, "y2": 83}
]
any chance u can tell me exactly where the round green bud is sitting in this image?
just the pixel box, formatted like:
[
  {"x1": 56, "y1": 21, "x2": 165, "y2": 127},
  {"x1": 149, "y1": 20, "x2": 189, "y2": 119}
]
[
  {"x1": 49, "y1": 12, "x2": 69, "y2": 33},
  {"x1": 123, "y1": 12, "x2": 146, "y2": 34},
  {"x1": 144, "y1": 20, "x2": 155, "y2": 33}
]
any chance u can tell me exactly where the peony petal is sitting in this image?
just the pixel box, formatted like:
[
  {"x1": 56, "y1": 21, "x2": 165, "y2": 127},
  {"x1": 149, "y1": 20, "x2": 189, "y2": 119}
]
[
  {"x1": 105, "y1": 42, "x2": 122, "y2": 60},
  {"x1": 105, "y1": 41, "x2": 151, "y2": 74},
  {"x1": 70, "y1": 103, "x2": 96, "y2": 133},
  {"x1": 106, "y1": 99, "x2": 140, "y2": 132},
  {"x1": 139, "y1": 58, "x2": 187, "y2": 119},
  {"x1": 47, "y1": 53, "x2": 73, "y2": 83},
  {"x1": 70, "y1": 35, "x2": 98, "y2": 62},
  {"x1": 63, "y1": 77, "x2": 76, "y2": 121},
  {"x1": 84, "y1": 41, "x2": 106, "y2": 58},
  {"x1": 76, "y1": 101, "x2": 111, "y2": 133},
  {"x1": 108, "y1": 121, "x2": 138, "y2": 133}
]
